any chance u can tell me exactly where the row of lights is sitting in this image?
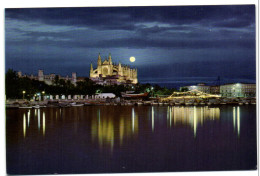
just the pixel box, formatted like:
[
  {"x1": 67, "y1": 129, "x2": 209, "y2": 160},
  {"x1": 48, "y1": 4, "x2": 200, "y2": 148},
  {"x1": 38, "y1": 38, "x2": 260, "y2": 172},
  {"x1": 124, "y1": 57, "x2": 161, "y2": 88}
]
[{"x1": 22, "y1": 90, "x2": 45, "y2": 99}]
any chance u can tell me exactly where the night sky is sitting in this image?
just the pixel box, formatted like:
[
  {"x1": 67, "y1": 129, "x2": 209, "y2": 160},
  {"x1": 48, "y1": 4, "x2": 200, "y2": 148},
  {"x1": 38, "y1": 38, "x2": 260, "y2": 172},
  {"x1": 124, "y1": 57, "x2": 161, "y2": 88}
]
[{"x1": 5, "y1": 5, "x2": 256, "y2": 85}]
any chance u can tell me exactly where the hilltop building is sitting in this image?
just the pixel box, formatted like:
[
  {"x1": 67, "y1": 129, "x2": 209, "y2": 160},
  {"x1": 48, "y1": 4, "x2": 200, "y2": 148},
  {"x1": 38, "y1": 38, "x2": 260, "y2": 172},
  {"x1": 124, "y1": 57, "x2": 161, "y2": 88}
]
[
  {"x1": 89, "y1": 53, "x2": 138, "y2": 85},
  {"x1": 18, "y1": 70, "x2": 77, "y2": 85}
]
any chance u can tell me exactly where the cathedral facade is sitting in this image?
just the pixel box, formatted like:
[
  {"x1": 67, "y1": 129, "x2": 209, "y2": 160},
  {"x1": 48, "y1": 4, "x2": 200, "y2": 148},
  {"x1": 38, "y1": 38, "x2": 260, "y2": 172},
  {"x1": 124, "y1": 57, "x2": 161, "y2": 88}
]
[{"x1": 89, "y1": 53, "x2": 138, "y2": 85}]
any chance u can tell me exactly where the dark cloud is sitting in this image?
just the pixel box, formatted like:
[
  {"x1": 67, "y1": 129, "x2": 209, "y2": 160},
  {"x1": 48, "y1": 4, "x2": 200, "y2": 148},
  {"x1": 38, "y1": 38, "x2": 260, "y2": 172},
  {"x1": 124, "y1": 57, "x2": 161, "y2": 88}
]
[
  {"x1": 6, "y1": 35, "x2": 255, "y2": 50},
  {"x1": 5, "y1": 5, "x2": 255, "y2": 30},
  {"x1": 212, "y1": 19, "x2": 253, "y2": 28},
  {"x1": 5, "y1": 5, "x2": 256, "y2": 82}
]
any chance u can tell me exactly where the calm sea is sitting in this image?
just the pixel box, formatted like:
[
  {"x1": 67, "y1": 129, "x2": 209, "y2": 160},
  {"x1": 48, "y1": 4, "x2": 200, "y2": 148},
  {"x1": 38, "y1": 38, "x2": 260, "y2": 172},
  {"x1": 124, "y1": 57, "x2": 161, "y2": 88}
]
[{"x1": 6, "y1": 105, "x2": 257, "y2": 174}]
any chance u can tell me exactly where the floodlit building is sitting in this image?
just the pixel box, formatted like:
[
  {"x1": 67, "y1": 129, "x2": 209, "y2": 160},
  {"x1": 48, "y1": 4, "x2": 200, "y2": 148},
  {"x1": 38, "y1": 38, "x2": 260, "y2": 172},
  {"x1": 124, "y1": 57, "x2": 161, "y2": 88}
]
[
  {"x1": 220, "y1": 83, "x2": 256, "y2": 98},
  {"x1": 89, "y1": 53, "x2": 138, "y2": 85},
  {"x1": 17, "y1": 70, "x2": 77, "y2": 85},
  {"x1": 96, "y1": 93, "x2": 116, "y2": 99},
  {"x1": 183, "y1": 83, "x2": 211, "y2": 93}
]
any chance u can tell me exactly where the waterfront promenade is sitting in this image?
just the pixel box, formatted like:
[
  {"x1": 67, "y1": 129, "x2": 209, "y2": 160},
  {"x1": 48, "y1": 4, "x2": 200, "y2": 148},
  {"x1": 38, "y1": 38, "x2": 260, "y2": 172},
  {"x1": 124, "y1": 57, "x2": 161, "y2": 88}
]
[{"x1": 6, "y1": 96, "x2": 256, "y2": 108}]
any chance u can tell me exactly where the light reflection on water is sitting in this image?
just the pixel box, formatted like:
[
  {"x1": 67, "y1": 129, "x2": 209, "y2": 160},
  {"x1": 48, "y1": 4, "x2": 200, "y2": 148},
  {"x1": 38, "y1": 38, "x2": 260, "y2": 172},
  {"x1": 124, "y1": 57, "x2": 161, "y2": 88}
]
[
  {"x1": 167, "y1": 106, "x2": 220, "y2": 137},
  {"x1": 23, "y1": 113, "x2": 26, "y2": 138},
  {"x1": 20, "y1": 106, "x2": 242, "y2": 147},
  {"x1": 6, "y1": 105, "x2": 256, "y2": 174}
]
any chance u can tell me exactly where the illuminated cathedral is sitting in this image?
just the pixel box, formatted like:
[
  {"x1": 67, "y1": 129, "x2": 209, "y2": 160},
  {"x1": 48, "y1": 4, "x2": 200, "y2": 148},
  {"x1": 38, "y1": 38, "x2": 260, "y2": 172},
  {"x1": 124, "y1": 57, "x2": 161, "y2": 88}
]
[{"x1": 89, "y1": 53, "x2": 138, "y2": 85}]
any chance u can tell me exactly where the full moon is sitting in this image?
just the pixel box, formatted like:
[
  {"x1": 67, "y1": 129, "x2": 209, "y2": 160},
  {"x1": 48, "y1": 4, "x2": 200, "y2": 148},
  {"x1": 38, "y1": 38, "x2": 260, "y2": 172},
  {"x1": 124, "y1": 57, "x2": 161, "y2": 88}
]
[{"x1": 130, "y1": 56, "x2": 135, "y2": 62}]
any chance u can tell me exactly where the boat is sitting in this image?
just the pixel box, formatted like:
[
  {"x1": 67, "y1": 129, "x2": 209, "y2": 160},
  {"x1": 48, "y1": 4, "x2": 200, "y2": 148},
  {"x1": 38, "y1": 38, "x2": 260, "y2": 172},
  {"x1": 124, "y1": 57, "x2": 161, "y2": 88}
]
[
  {"x1": 135, "y1": 102, "x2": 143, "y2": 106},
  {"x1": 152, "y1": 102, "x2": 158, "y2": 106},
  {"x1": 185, "y1": 102, "x2": 193, "y2": 106},
  {"x1": 71, "y1": 104, "x2": 84, "y2": 107},
  {"x1": 19, "y1": 106, "x2": 32, "y2": 109},
  {"x1": 6, "y1": 104, "x2": 19, "y2": 109},
  {"x1": 32, "y1": 105, "x2": 40, "y2": 109},
  {"x1": 121, "y1": 92, "x2": 149, "y2": 98},
  {"x1": 143, "y1": 101, "x2": 151, "y2": 106}
]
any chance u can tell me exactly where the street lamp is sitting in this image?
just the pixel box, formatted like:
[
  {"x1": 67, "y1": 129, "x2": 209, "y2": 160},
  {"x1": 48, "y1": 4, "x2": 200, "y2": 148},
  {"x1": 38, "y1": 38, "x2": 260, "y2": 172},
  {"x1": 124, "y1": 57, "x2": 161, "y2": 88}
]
[
  {"x1": 151, "y1": 86, "x2": 154, "y2": 97},
  {"x1": 42, "y1": 91, "x2": 45, "y2": 101},
  {"x1": 96, "y1": 89, "x2": 101, "y2": 94},
  {"x1": 22, "y1": 91, "x2": 26, "y2": 99}
]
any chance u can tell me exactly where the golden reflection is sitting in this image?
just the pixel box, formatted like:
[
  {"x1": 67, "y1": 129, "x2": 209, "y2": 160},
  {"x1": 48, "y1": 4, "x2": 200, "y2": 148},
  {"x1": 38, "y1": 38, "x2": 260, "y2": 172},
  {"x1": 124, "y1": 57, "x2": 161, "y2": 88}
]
[
  {"x1": 237, "y1": 106, "x2": 240, "y2": 137},
  {"x1": 152, "y1": 106, "x2": 154, "y2": 131},
  {"x1": 232, "y1": 106, "x2": 241, "y2": 137},
  {"x1": 38, "y1": 109, "x2": 40, "y2": 131},
  {"x1": 43, "y1": 112, "x2": 46, "y2": 136},
  {"x1": 23, "y1": 113, "x2": 26, "y2": 138},
  {"x1": 131, "y1": 108, "x2": 138, "y2": 133},
  {"x1": 27, "y1": 110, "x2": 30, "y2": 127},
  {"x1": 168, "y1": 106, "x2": 220, "y2": 137},
  {"x1": 132, "y1": 108, "x2": 135, "y2": 133},
  {"x1": 233, "y1": 107, "x2": 236, "y2": 130},
  {"x1": 194, "y1": 106, "x2": 197, "y2": 137},
  {"x1": 119, "y1": 117, "x2": 124, "y2": 146},
  {"x1": 91, "y1": 108, "x2": 138, "y2": 151}
]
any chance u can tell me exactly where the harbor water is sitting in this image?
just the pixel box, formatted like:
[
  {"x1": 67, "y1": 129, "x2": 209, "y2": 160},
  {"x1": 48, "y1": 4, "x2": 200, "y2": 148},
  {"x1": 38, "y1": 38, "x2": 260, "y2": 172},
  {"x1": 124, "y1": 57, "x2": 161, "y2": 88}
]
[{"x1": 6, "y1": 105, "x2": 257, "y2": 174}]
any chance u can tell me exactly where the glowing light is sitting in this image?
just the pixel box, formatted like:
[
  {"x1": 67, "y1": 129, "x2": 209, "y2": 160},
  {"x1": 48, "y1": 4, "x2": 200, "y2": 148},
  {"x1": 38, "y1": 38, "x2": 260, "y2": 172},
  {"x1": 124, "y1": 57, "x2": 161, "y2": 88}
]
[
  {"x1": 233, "y1": 107, "x2": 236, "y2": 131},
  {"x1": 43, "y1": 112, "x2": 45, "y2": 136},
  {"x1": 162, "y1": 89, "x2": 221, "y2": 101},
  {"x1": 237, "y1": 106, "x2": 240, "y2": 137},
  {"x1": 169, "y1": 107, "x2": 172, "y2": 127},
  {"x1": 27, "y1": 110, "x2": 30, "y2": 127},
  {"x1": 132, "y1": 108, "x2": 135, "y2": 133},
  {"x1": 23, "y1": 113, "x2": 26, "y2": 138},
  {"x1": 194, "y1": 106, "x2": 197, "y2": 138},
  {"x1": 38, "y1": 109, "x2": 40, "y2": 131},
  {"x1": 152, "y1": 106, "x2": 154, "y2": 131},
  {"x1": 130, "y1": 56, "x2": 135, "y2": 62}
]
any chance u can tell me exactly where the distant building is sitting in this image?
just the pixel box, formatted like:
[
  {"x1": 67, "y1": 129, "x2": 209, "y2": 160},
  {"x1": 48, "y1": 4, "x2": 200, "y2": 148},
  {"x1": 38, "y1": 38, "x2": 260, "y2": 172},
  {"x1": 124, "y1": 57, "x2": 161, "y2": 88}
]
[
  {"x1": 181, "y1": 83, "x2": 256, "y2": 97},
  {"x1": 17, "y1": 70, "x2": 77, "y2": 85},
  {"x1": 183, "y1": 83, "x2": 211, "y2": 94},
  {"x1": 89, "y1": 53, "x2": 138, "y2": 85},
  {"x1": 220, "y1": 83, "x2": 256, "y2": 98},
  {"x1": 96, "y1": 93, "x2": 116, "y2": 99}
]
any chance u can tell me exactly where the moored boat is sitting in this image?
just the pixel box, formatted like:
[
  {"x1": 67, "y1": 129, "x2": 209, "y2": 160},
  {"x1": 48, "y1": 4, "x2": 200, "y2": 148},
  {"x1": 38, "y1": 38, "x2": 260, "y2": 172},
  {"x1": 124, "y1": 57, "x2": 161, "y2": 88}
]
[
  {"x1": 71, "y1": 104, "x2": 84, "y2": 107},
  {"x1": 121, "y1": 92, "x2": 149, "y2": 98}
]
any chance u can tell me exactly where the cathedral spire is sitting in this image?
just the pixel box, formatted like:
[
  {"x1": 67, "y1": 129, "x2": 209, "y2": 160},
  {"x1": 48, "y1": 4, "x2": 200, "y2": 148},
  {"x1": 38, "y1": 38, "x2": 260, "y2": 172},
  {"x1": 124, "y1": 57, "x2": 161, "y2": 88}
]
[
  {"x1": 118, "y1": 62, "x2": 122, "y2": 76},
  {"x1": 90, "y1": 63, "x2": 93, "y2": 71},
  {"x1": 98, "y1": 53, "x2": 102, "y2": 66},
  {"x1": 108, "y1": 53, "x2": 112, "y2": 65},
  {"x1": 118, "y1": 62, "x2": 121, "y2": 70}
]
